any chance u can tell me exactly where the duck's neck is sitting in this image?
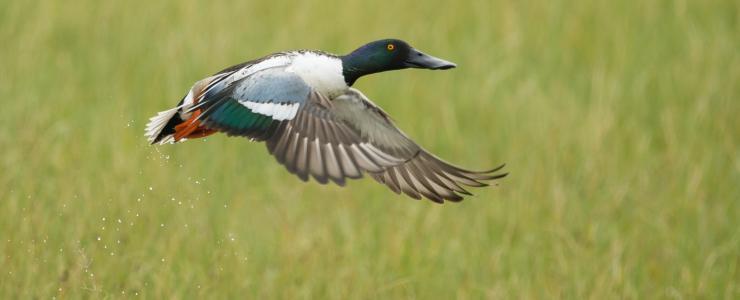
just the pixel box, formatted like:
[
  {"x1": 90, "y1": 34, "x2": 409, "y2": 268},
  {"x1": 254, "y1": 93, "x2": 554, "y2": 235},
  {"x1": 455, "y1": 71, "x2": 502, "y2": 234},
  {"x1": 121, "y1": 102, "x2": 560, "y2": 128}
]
[
  {"x1": 341, "y1": 51, "x2": 398, "y2": 86},
  {"x1": 341, "y1": 56, "x2": 366, "y2": 86}
]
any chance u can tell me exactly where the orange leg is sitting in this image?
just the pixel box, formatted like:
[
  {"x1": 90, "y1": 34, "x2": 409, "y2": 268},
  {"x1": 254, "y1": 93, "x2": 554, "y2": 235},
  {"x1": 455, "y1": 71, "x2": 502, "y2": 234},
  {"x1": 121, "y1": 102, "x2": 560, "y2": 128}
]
[{"x1": 173, "y1": 110, "x2": 215, "y2": 141}]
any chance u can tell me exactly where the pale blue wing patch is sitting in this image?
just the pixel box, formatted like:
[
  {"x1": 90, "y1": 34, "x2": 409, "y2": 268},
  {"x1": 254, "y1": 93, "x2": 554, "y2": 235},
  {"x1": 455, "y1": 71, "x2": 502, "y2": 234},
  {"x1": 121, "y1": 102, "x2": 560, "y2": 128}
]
[
  {"x1": 232, "y1": 69, "x2": 311, "y2": 104},
  {"x1": 229, "y1": 68, "x2": 310, "y2": 121}
]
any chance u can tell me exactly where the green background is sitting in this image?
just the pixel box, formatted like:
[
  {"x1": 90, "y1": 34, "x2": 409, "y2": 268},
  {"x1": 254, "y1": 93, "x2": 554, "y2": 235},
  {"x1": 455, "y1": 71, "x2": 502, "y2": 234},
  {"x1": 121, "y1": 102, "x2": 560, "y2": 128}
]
[{"x1": 1, "y1": 0, "x2": 738, "y2": 298}]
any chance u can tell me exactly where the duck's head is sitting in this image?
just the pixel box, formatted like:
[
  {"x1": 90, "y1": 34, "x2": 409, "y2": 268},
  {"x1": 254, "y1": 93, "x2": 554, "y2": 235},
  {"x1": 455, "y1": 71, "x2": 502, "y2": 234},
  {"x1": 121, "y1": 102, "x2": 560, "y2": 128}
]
[{"x1": 341, "y1": 39, "x2": 457, "y2": 86}]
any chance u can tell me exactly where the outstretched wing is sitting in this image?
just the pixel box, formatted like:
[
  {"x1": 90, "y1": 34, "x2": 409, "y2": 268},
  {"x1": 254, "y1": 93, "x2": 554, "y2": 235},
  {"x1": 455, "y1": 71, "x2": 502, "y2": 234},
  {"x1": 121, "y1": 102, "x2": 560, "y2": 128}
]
[{"x1": 265, "y1": 88, "x2": 507, "y2": 203}]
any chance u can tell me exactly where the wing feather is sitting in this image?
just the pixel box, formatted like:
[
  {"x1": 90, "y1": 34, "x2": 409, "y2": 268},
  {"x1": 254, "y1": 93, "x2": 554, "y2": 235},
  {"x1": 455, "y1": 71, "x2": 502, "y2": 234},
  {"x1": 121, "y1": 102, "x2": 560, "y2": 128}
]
[
  {"x1": 336, "y1": 144, "x2": 362, "y2": 179},
  {"x1": 265, "y1": 88, "x2": 507, "y2": 202}
]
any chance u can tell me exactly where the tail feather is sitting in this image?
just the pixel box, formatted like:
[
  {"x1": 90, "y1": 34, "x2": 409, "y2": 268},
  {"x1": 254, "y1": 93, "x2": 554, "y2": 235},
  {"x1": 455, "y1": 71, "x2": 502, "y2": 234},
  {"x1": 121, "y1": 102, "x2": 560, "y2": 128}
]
[{"x1": 145, "y1": 107, "x2": 183, "y2": 144}]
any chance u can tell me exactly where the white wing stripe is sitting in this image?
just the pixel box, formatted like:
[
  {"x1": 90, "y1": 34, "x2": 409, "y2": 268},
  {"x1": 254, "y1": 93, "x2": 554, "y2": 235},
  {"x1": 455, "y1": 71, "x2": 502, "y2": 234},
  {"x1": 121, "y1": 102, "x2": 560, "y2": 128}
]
[{"x1": 241, "y1": 102, "x2": 300, "y2": 121}]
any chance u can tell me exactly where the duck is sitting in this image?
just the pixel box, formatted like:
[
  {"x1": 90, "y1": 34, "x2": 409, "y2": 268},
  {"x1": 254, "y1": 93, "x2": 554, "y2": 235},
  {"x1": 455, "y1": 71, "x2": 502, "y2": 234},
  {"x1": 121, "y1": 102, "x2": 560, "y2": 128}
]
[{"x1": 145, "y1": 39, "x2": 507, "y2": 203}]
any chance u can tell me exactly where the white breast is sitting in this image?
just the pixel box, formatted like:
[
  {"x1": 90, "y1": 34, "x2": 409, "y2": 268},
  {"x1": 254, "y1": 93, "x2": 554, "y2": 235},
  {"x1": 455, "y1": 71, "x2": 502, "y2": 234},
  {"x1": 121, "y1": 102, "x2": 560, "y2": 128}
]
[{"x1": 286, "y1": 52, "x2": 347, "y2": 96}]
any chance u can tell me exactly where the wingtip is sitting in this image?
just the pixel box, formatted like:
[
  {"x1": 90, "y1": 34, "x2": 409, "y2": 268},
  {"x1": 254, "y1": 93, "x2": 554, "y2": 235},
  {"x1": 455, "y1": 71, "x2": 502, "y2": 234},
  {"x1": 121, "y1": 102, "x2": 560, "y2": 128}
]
[
  {"x1": 491, "y1": 163, "x2": 506, "y2": 173},
  {"x1": 473, "y1": 163, "x2": 507, "y2": 174}
]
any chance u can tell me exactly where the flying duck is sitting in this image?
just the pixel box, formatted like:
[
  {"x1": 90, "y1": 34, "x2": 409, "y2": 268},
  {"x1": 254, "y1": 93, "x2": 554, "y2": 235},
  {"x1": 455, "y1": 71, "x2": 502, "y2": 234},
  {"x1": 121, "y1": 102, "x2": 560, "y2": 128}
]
[{"x1": 145, "y1": 39, "x2": 507, "y2": 203}]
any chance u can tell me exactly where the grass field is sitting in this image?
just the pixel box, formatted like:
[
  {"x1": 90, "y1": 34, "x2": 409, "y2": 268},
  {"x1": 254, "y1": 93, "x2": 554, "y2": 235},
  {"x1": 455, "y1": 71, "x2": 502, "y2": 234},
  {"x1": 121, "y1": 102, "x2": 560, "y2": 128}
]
[{"x1": 1, "y1": 0, "x2": 738, "y2": 298}]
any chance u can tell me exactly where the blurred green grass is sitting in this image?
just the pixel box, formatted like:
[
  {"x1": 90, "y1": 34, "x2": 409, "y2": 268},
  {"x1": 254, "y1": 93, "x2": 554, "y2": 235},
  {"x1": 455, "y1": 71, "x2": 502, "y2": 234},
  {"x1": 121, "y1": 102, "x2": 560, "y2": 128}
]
[{"x1": 1, "y1": 0, "x2": 738, "y2": 298}]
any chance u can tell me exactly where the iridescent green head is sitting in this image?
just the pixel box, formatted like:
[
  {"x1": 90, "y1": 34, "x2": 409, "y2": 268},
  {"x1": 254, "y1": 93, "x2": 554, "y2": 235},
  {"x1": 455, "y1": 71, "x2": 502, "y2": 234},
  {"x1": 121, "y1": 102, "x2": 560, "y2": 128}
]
[{"x1": 341, "y1": 39, "x2": 456, "y2": 86}]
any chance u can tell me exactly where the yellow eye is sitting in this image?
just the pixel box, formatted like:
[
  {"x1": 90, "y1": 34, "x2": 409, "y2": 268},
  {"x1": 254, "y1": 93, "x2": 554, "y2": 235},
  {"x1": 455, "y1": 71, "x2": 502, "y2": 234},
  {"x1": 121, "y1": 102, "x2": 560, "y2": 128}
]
[{"x1": 387, "y1": 44, "x2": 395, "y2": 51}]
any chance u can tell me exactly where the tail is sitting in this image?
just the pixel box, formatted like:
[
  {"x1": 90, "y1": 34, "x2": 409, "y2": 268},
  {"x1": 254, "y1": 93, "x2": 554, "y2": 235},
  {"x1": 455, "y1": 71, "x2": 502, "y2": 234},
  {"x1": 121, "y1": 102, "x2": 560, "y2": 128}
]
[
  {"x1": 146, "y1": 77, "x2": 225, "y2": 145},
  {"x1": 145, "y1": 107, "x2": 183, "y2": 144},
  {"x1": 145, "y1": 103, "x2": 215, "y2": 145}
]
